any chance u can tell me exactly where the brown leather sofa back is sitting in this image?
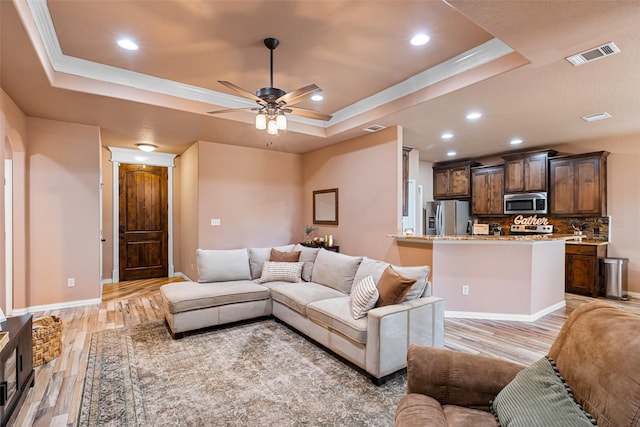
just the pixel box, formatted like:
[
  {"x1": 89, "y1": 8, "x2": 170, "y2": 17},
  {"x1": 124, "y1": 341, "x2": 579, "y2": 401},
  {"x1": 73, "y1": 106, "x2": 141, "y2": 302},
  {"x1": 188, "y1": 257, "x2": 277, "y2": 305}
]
[{"x1": 549, "y1": 301, "x2": 640, "y2": 427}]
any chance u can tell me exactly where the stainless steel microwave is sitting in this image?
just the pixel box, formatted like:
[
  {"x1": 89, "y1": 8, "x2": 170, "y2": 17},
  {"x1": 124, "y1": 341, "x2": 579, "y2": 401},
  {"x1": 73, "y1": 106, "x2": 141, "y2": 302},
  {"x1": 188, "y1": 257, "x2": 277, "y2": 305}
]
[{"x1": 504, "y1": 192, "x2": 548, "y2": 214}]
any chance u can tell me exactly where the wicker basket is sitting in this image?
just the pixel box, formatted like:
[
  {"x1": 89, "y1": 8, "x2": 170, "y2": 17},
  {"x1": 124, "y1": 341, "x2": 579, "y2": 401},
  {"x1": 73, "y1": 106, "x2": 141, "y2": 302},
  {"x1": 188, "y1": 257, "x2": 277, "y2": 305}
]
[{"x1": 32, "y1": 316, "x2": 62, "y2": 367}]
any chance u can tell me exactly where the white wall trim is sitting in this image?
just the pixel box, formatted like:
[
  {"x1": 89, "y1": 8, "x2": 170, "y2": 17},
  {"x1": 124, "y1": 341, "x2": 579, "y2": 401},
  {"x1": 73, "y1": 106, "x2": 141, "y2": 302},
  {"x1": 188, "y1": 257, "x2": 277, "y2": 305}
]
[
  {"x1": 4, "y1": 159, "x2": 13, "y2": 315},
  {"x1": 445, "y1": 301, "x2": 566, "y2": 322},
  {"x1": 11, "y1": 297, "x2": 103, "y2": 316},
  {"x1": 108, "y1": 147, "x2": 176, "y2": 283}
]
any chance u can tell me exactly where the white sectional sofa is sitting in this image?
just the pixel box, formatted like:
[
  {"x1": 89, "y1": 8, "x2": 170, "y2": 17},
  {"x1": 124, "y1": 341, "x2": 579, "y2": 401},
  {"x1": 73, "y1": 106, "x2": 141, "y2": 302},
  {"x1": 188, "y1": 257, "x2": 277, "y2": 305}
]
[{"x1": 160, "y1": 244, "x2": 444, "y2": 382}]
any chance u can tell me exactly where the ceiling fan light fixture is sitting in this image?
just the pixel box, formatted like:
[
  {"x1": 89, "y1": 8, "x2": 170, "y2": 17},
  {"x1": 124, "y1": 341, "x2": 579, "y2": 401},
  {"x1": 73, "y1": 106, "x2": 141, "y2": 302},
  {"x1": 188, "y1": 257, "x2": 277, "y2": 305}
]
[
  {"x1": 136, "y1": 143, "x2": 156, "y2": 152},
  {"x1": 255, "y1": 113, "x2": 267, "y2": 130},
  {"x1": 267, "y1": 119, "x2": 278, "y2": 135},
  {"x1": 276, "y1": 114, "x2": 287, "y2": 130}
]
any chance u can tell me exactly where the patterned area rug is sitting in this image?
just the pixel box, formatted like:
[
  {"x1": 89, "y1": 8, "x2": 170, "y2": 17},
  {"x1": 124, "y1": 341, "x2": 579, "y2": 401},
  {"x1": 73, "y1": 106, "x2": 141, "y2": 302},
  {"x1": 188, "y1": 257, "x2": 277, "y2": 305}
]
[{"x1": 78, "y1": 319, "x2": 406, "y2": 426}]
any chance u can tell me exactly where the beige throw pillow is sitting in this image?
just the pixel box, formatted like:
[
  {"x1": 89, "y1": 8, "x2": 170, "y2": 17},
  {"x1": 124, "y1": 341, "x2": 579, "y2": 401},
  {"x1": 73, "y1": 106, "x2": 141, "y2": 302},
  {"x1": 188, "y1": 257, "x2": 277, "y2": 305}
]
[
  {"x1": 375, "y1": 265, "x2": 416, "y2": 307},
  {"x1": 257, "y1": 262, "x2": 304, "y2": 283},
  {"x1": 350, "y1": 276, "x2": 379, "y2": 319}
]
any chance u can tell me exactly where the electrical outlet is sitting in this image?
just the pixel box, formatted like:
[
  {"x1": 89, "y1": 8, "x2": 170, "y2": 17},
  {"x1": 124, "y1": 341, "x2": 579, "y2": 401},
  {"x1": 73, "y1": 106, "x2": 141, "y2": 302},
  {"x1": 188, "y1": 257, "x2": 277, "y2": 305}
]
[
  {"x1": 67, "y1": 278, "x2": 75, "y2": 287},
  {"x1": 462, "y1": 285, "x2": 469, "y2": 295},
  {"x1": 211, "y1": 218, "x2": 221, "y2": 226}
]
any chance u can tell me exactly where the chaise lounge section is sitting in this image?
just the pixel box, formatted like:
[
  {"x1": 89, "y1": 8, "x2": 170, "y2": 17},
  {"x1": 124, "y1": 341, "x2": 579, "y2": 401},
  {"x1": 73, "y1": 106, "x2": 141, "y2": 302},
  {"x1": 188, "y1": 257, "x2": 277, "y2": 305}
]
[{"x1": 160, "y1": 244, "x2": 445, "y2": 382}]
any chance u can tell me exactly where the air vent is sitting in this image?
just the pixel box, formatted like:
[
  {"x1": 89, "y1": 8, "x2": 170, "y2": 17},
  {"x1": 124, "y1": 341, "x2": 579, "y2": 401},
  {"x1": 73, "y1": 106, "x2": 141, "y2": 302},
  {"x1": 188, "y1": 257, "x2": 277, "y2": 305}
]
[
  {"x1": 566, "y1": 42, "x2": 620, "y2": 66},
  {"x1": 582, "y1": 112, "x2": 612, "y2": 122},
  {"x1": 363, "y1": 124, "x2": 386, "y2": 133}
]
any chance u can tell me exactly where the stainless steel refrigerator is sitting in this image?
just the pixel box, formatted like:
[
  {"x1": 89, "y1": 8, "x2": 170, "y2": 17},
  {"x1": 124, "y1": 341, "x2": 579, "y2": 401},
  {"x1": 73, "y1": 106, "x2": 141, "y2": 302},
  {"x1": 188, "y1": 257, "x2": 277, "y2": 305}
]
[{"x1": 425, "y1": 200, "x2": 471, "y2": 236}]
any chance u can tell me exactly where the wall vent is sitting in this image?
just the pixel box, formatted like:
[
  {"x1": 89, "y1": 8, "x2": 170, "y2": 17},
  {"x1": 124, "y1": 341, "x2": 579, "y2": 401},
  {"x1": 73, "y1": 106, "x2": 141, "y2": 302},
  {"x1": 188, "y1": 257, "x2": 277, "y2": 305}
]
[
  {"x1": 582, "y1": 112, "x2": 612, "y2": 122},
  {"x1": 566, "y1": 42, "x2": 620, "y2": 66},
  {"x1": 363, "y1": 124, "x2": 386, "y2": 133}
]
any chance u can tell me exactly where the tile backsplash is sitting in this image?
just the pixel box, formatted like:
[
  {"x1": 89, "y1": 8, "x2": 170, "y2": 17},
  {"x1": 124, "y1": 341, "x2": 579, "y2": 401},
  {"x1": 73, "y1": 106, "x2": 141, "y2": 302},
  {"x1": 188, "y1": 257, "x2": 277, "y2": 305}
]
[{"x1": 474, "y1": 215, "x2": 610, "y2": 241}]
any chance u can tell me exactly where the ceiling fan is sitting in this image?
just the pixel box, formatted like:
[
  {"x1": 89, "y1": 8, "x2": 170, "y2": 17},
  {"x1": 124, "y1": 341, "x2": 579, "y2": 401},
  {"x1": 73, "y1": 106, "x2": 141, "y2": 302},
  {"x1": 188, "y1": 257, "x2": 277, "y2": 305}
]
[{"x1": 208, "y1": 38, "x2": 332, "y2": 134}]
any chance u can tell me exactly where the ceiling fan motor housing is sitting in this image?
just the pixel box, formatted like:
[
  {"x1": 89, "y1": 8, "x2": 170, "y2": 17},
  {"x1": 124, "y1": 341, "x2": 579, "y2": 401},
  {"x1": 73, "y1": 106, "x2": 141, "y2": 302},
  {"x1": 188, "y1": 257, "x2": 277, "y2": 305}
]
[{"x1": 256, "y1": 87, "x2": 286, "y2": 103}]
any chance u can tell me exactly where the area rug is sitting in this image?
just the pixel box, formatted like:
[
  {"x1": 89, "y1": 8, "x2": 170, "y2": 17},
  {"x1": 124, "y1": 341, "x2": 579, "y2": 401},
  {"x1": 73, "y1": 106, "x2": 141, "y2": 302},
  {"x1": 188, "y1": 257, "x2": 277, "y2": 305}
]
[{"x1": 78, "y1": 319, "x2": 406, "y2": 426}]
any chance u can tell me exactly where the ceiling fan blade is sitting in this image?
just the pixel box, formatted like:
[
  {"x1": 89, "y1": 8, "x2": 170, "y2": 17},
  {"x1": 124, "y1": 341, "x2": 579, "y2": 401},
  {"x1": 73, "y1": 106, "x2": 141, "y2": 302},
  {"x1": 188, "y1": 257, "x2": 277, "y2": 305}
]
[
  {"x1": 276, "y1": 84, "x2": 321, "y2": 106},
  {"x1": 287, "y1": 107, "x2": 332, "y2": 121},
  {"x1": 218, "y1": 80, "x2": 264, "y2": 103},
  {"x1": 207, "y1": 107, "x2": 258, "y2": 114}
]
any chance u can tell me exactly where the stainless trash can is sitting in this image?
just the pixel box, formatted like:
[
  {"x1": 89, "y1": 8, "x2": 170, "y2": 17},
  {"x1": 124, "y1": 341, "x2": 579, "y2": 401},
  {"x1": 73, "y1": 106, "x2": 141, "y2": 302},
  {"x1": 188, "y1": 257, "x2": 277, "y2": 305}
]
[{"x1": 604, "y1": 258, "x2": 629, "y2": 300}]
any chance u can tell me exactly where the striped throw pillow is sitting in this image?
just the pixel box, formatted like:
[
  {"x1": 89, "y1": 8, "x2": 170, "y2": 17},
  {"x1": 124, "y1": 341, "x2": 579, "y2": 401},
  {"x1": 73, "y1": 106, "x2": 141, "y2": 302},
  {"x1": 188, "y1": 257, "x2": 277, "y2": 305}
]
[
  {"x1": 257, "y1": 262, "x2": 304, "y2": 283},
  {"x1": 350, "y1": 275, "x2": 379, "y2": 319}
]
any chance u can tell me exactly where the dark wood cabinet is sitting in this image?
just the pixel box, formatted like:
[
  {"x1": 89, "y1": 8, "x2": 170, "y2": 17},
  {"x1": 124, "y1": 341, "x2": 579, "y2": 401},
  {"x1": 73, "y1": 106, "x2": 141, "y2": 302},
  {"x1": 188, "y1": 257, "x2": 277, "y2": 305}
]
[
  {"x1": 565, "y1": 243, "x2": 607, "y2": 297},
  {"x1": 502, "y1": 150, "x2": 555, "y2": 194},
  {"x1": 549, "y1": 151, "x2": 608, "y2": 216},
  {"x1": 433, "y1": 161, "x2": 477, "y2": 200},
  {"x1": 471, "y1": 166, "x2": 504, "y2": 215},
  {"x1": 0, "y1": 315, "x2": 34, "y2": 427},
  {"x1": 300, "y1": 242, "x2": 340, "y2": 253}
]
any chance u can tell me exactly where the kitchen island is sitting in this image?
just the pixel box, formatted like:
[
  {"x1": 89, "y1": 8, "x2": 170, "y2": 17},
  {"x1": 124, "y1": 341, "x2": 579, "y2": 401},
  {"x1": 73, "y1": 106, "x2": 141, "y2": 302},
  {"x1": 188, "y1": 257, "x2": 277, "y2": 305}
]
[{"x1": 394, "y1": 234, "x2": 577, "y2": 321}]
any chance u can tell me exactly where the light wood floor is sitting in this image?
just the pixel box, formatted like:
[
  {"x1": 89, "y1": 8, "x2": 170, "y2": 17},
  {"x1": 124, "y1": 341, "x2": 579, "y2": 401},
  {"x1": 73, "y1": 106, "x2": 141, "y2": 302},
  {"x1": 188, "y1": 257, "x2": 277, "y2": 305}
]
[{"x1": 11, "y1": 278, "x2": 640, "y2": 427}]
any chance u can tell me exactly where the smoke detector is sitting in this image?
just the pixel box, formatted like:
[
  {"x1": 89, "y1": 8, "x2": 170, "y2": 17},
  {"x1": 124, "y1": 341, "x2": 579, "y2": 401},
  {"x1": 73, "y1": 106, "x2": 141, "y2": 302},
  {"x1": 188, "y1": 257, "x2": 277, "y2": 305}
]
[{"x1": 566, "y1": 42, "x2": 620, "y2": 66}]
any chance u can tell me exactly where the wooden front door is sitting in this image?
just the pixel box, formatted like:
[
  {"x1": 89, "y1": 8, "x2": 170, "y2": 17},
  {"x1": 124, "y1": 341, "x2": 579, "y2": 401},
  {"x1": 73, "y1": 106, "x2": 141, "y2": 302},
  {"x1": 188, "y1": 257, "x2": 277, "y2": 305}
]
[{"x1": 119, "y1": 164, "x2": 168, "y2": 281}]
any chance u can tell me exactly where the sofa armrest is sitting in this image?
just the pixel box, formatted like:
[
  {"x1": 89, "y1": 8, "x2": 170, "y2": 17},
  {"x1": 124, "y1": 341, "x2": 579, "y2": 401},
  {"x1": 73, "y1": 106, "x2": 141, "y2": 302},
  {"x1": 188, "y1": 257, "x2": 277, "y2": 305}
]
[
  {"x1": 365, "y1": 296, "x2": 444, "y2": 379},
  {"x1": 406, "y1": 345, "x2": 525, "y2": 411}
]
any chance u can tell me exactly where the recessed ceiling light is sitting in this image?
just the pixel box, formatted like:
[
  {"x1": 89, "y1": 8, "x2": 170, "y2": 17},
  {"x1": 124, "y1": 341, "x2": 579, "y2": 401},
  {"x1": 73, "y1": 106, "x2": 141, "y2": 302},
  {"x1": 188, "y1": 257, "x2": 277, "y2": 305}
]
[
  {"x1": 410, "y1": 34, "x2": 430, "y2": 47},
  {"x1": 466, "y1": 112, "x2": 482, "y2": 120},
  {"x1": 510, "y1": 138, "x2": 523, "y2": 145},
  {"x1": 441, "y1": 132, "x2": 454, "y2": 140},
  {"x1": 311, "y1": 94, "x2": 324, "y2": 102},
  {"x1": 117, "y1": 39, "x2": 139, "y2": 51},
  {"x1": 447, "y1": 151, "x2": 457, "y2": 157},
  {"x1": 136, "y1": 143, "x2": 156, "y2": 152}
]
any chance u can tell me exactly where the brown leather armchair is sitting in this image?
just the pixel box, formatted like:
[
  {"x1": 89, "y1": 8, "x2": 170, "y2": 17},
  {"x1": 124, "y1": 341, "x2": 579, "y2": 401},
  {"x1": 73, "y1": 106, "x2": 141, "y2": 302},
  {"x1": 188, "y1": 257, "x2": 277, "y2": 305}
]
[{"x1": 395, "y1": 301, "x2": 640, "y2": 426}]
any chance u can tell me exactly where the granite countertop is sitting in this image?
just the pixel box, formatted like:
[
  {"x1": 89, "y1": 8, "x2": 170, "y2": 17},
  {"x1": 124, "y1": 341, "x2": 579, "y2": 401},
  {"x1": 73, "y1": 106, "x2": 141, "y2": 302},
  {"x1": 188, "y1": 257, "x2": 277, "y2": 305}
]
[{"x1": 392, "y1": 234, "x2": 608, "y2": 244}]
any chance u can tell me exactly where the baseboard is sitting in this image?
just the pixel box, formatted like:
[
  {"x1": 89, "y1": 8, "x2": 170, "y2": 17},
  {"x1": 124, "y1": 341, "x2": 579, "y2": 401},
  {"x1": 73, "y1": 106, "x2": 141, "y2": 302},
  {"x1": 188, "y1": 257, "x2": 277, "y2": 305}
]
[
  {"x1": 445, "y1": 300, "x2": 566, "y2": 322},
  {"x1": 10, "y1": 297, "x2": 103, "y2": 316}
]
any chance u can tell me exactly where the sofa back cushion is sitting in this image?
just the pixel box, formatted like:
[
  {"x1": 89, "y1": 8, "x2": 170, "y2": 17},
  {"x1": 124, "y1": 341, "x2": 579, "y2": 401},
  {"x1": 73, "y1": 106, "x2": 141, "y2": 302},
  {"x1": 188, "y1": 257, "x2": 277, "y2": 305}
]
[
  {"x1": 311, "y1": 249, "x2": 362, "y2": 293},
  {"x1": 197, "y1": 248, "x2": 251, "y2": 282},
  {"x1": 548, "y1": 301, "x2": 640, "y2": 427},
  {"x1": 293, "y1": 244, "x2": 321, "y2": 282},
  {"x1": 353, "y1": 257, "x2": 431, "y2": 301},
  {"x1": 247, "y1": 245, "x2": 295, "y2": 279}
]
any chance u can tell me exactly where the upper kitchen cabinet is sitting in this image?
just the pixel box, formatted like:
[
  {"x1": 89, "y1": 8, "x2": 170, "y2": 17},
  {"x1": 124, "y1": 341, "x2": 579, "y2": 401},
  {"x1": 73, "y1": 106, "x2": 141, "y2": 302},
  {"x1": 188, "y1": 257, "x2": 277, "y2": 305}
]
[
  {"x1": 471, "y1": 166, "x2": 504, "y2": 215},
  {"x1": 502, "y1": 150, "x2": 556, "y2": 194},
  {"x1": 433, "y1": 160, "x2": 479, "y2": 200},
  {"x1": 549, "y1": 151, "x2": 609, "y2": 216}
]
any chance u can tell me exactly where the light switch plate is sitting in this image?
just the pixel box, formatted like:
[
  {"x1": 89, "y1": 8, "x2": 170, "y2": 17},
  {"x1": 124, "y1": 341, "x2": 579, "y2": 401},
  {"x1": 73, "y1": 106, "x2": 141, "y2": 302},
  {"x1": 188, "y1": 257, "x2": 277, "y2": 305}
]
[{"x1": 211, "y1": 218, "x2": 221, "y2": 226}]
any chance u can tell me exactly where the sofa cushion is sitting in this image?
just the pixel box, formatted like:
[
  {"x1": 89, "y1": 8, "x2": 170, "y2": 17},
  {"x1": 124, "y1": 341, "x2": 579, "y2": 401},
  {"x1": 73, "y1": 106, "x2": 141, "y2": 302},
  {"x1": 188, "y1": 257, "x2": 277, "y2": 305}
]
[
  {"x1": 491, "y1": 356, "x2": 596, "y2": 427},
  {"x1": 248, "y1": 245, "x2": 295, "y2": 279},
  {"x1": 311, "y1": 249, "x2": 362, "y2": 293},
  {"x1": 270, "y1": 282, "x2": 347, "y2": 316},
  {"x1": 293, "y1": 244, "x2": 321, "y2": 282},
  {"x1": 270, "y1": 248, "x2": 301, "y2": 262},
  {"x1": 307, "y1": 297, "x2": 368, "y2": 344},
  {"x1": 197, "y1": 249, "x2": 251, "y2": 282},
  {"x1": 257, "y1": 261, "x2": 304, "y2": 283},
  {"x1": 160, "y1": 281, "x2": 269, "y2": 314},
  {"x1": 353, "y1": 257, "x2": 431, "y2": 301},
  {"x1": 375, "y1": 265, "x2": 416, "y2": 307},
  {"x1": 350, "y1": 275, "x2": 379, "y2": 319}
]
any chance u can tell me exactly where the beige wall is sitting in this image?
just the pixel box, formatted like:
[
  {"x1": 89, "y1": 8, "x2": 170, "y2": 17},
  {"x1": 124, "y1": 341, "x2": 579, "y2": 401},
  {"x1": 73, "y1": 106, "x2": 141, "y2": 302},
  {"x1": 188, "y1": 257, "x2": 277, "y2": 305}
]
[
  {"x1": 178, "y1": 143, "x2": 200, "y2": 280},
  {"x1": 553, "y1": 134, "x2": 640, "y2": 294},
  {"x1": 301, "y1": 126, "x2": 432, "y2": 267},
  {"x1": 26, "y1": 117, "x2": 102, "y2": 307},
  {"x1": 177, "y1": 140, "x2": 304, "y2": 281}
]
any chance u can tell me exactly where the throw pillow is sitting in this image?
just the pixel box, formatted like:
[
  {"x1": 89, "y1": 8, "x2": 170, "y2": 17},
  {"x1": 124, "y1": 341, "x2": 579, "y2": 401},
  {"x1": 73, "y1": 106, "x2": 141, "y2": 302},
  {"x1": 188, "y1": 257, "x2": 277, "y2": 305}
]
[
  {"x1": 293, "y1": 244, "x2": 321, "y2": 282},
  {"x1": 270, "y1": 248, "x2": 301, "y2": 262},
  {"x1": 257, "y1": 262, "x2": 304, "y2": 283},
  {"x1": 491, "y1": 356, "x2": 597, "y2": 427},
  {"x1": 350, "y1": 275, "x2": 379, "y2": 319},
  {"x1": 375, "y1": 265, "x2": 416, "y2": 307},
  {"x1": 196, "y1": 248, "x2": 251, "y2": 282}
]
